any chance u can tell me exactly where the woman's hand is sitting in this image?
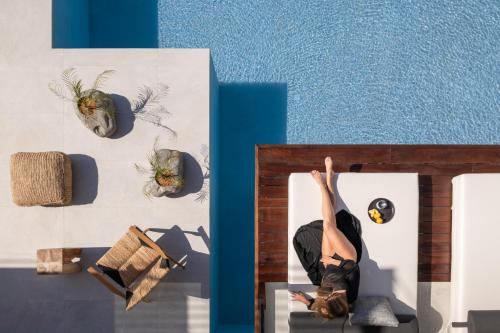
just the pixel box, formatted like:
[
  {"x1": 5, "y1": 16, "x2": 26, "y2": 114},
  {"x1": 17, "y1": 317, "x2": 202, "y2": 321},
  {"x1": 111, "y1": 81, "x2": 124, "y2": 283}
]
[
  {"x1": 290, "y1": 291, "x2": 310, "y2": 305},
  {"x1": 320, "y1": 256, "x2": 341, "y2": 267}
]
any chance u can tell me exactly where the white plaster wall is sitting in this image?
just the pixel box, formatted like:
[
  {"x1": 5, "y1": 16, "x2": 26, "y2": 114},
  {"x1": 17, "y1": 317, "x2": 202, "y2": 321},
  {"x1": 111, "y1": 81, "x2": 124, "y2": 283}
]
[{"x1": 0, "y1": 1, "x2": 212, "y2": 332}]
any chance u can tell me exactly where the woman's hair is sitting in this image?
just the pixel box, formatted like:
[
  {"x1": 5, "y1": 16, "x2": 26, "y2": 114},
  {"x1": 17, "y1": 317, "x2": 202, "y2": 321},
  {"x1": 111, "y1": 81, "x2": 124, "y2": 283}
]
[{"x1": 310, "y1": 286, "x2": 349, "y2": 319}]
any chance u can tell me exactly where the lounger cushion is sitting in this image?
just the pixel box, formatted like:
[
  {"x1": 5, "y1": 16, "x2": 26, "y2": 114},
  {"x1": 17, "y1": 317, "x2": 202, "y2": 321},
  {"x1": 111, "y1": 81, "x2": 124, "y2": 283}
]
[
  {"x1": 451, "y1": 174, "x2": 500, "y2": 323},
  {"x1": 289, "y1": 312, "x2": 418, "y2": 333},
  {"x1": 468, "y1": 310, "x2": 500, "y2": 333},
  {"x1": 351, "y1": 296, "x2": 399, "y2": 327},
  {"x1": 10, "y1": 152, "x2": 72, "y2": 206},
  {"x1": 288, "y1": 173, "x2": 419, "y2": 315}
]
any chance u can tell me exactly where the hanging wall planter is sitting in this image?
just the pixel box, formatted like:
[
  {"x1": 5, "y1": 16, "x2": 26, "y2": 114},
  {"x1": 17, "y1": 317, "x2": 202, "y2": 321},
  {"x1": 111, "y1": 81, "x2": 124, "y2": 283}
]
[
  {"x1": 49, "y1": 68, "x2": 117, "y2": 138},
  {"x1": 136, "y1": 138, "x2": 185, "y2": 197},
  {"x1": 76, "y1": 89, "x2": 116, "y2": 137}
]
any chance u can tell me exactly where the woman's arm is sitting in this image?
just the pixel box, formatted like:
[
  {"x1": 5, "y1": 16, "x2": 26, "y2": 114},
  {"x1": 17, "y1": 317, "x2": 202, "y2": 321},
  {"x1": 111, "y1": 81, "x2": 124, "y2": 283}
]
[
  {"x1": 290, "y1": 291, "x2": 314, "y2": 308},
  {"x1": 321, "y1": 256, "x2": 341, "y2": 267}
]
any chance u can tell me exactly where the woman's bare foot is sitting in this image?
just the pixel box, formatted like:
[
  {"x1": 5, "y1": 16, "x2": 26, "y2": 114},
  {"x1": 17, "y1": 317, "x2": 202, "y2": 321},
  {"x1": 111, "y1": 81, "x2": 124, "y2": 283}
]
[
  {"x1": 325, "y1": 156, "x2": 336, "y2": 206},
  {"x1": 310, "y1": 170, "x2": 325, "y2": 187},
  {"x1": 325, "y1": 156, "x2": 333, "y2": 172}
]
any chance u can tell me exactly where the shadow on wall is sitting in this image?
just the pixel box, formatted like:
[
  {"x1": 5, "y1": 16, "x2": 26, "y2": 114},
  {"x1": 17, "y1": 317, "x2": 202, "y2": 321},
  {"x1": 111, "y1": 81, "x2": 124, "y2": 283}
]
[
  {"x1": 213, "y1": 83, "x2": 287, "y2": 327},
  {"x1": 52, "y1": 0, "x2": 90, "y2": 48},
  {"x1": 52, "y1": 0, "x2": 158, "y2": 48},
  {"x1": 88, "y1": 0, "x2": 158, "y2": 48}
]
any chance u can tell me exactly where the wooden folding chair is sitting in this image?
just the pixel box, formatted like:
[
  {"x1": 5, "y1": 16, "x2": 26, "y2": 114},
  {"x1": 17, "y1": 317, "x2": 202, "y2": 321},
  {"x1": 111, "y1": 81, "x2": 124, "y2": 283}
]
[{"x1": 87, "y1": 225, "x2": 185, "y2": 310}]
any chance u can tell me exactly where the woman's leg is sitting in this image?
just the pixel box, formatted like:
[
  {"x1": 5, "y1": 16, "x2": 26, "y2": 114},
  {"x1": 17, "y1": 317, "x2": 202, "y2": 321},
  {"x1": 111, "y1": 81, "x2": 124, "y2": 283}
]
[
  {"x1": 325, "y1": 156, "x2": 336, "y2": 208},
  {"x1": 321, "y1": 157, "x2": 337, "y2": 260},
  {"x1": 321, "y1": 157, "x2": 336, "y2": 258},
  {"x1": 310, "y1": 170, "x2": 340, "y2": 258},
  {"x1": 311, "y1": 165, "x2": 357, "y2": 262}
]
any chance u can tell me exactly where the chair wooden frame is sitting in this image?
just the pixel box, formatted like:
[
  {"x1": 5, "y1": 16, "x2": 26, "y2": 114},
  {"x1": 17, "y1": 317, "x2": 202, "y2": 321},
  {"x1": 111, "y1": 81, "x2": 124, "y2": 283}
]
[
  {"x1": 87, "y1": 266, "x2": 126, "y2": 298},
  {"x1": 87, "y1": 225, "x2": 185, "y2": 304},
  {"x1": 128, "y1": 226, "x2": 185, "y2": 269}
]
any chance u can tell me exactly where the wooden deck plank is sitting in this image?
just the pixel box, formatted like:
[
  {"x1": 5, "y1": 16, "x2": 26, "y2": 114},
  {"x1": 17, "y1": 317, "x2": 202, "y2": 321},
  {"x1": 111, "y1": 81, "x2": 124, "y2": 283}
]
[
  {"x1": 391, "y1": 145, "x2": 500, "y2": 164},
  {"x1": 419, "y1": 207, "x2": 451, "y2": 222},
  {"x1": 356, "y1": 163, "x2": 474, "y2": 174},
  {"x1": 254, "y1": 144, "x2": 500, "y2": 332},
  {"x1": 419, "y1": 221, "x2": 451, "y2": 234},
  {"x1": 420, "y1": 196, "x2": 452, "y2": 207},
  {"x1": 418, "y1": 273, "x2": 450, "y2": 282}
]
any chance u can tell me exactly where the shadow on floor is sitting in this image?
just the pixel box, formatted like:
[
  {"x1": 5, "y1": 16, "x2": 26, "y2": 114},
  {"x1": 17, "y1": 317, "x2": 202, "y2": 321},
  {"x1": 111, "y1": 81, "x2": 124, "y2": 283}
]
[
  {"x1": 149, "y1": 225, "x2": 210, "y2": 299},
  {"x1": 69, "y1": 154, "x2": 98, "y2": 205},
  {"x1": 359, "y1": 242, "x2": 416, "y2": 315},
  {"x1": 0, "y1": 248, "x2": 114, "y2": 333},
  {"x1": 0, "y1": 234, "x2": 208, "y2": 333},
  {"x1": 166, "y1": 154, "x2": 204, "y2": 198},
  {"x1": 110, "y1": 92, "x2": 176, "y2": 140},
  {"x1": 417, "y1": 283, "x2": 444, "y2": 333},
  {"x1": 110, "y1": 94, "x2": 135, "y2": 139},
  {"x1": 212, "y1": 83, "x2": 287, "y2": 327}
]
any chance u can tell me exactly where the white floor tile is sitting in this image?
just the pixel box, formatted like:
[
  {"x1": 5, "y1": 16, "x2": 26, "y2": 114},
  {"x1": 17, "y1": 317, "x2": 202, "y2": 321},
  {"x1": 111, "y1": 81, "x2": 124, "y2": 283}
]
[
  {"x1": 0, "y1": 207, "x2": 63, "y2": 267},
  {"x1": 0, "y1": 113, "x2": 64, "y2": 162}
]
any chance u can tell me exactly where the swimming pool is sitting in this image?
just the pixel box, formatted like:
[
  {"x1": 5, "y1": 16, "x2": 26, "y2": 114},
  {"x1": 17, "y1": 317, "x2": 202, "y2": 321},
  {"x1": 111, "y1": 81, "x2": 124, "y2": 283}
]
[
  {"x1": 158, "y1": 1, "x2": 499, "y2": 144},
  {"x1": 53, "y1": 1, "x2": 499, "y2": 331}
]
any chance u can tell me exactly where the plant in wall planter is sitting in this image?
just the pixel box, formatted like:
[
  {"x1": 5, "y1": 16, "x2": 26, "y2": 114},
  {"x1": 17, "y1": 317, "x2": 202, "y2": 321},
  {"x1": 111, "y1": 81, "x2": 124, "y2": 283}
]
[
  {"x1": 49, "y1": 68, "x2": 117, "y2": 137},
  {"x1": 136, "y1": 138, "x2": 184, "y2": 197}
]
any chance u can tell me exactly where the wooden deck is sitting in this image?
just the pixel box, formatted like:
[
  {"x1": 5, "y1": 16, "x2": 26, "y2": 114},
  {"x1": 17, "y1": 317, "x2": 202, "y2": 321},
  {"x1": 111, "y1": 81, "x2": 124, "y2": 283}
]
[{"x1": 254, "y1": 144, "x2": 500, "y2": 332}]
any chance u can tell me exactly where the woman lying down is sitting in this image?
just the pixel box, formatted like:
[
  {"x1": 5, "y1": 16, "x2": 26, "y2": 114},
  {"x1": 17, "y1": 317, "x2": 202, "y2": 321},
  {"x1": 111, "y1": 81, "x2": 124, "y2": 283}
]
[{"x1": 290, "y1": 157, "x2": 362, "y2": 319}]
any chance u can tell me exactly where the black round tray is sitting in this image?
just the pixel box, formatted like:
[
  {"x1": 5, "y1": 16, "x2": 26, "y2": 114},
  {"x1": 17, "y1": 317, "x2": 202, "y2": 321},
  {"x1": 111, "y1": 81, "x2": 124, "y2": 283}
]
[{"x1": 368, "y1": 198, "x2": 395, "y2": 224}]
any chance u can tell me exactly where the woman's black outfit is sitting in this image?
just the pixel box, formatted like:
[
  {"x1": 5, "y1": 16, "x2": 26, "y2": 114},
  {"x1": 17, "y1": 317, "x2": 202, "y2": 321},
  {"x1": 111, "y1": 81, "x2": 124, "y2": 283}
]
[{"x1": 293, "y1": 209, "x2": 362, "y2": 305}]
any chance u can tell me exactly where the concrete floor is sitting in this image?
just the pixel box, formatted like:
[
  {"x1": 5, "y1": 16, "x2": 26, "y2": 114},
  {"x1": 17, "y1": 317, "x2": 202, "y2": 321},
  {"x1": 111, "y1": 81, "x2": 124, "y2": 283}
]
[{"x1": 0, "y1": 1, "x2": 211, "y2": 332}]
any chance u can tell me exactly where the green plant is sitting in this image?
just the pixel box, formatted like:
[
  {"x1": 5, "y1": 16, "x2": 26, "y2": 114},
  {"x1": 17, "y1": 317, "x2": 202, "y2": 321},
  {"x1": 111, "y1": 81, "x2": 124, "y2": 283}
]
[
  {"x1": 135, "y1": 137, "x2": 184, "y2": 197},
  {"x1": 48, "y1": 68, "x2": 115, "y2": 103}
]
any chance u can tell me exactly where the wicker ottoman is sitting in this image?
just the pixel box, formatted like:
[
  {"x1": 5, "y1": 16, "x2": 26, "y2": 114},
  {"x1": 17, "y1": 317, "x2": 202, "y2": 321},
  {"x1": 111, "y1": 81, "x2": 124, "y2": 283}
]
[{"x1": 10, "y1": 152, "x2": 72, "y2": 206}]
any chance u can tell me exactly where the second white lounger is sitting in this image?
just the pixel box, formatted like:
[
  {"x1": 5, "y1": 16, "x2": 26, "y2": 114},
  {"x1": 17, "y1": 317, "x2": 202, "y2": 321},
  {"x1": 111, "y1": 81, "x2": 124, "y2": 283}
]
[{"x1": 451, "y1": 174, "x2": 500, "y2": 330}]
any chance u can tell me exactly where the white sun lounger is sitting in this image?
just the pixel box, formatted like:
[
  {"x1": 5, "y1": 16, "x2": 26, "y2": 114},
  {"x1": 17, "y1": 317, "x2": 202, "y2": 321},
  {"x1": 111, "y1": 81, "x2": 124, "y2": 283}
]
[
  {"x1": 288, "y1": 173, "x2": 419, "y2": 315},
  {"x1": 451, "y1": 174, "x2": 500, "y2": 330}
]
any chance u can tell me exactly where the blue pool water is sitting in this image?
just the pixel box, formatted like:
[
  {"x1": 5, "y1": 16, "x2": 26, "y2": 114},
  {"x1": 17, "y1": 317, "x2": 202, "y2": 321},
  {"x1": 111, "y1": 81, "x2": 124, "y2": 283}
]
[
  {"x1": 53, "y1": 1, "x2": 499, "y2": 331},
  {"x1": 158, "y1": 1, "x2": 499, "y2": 144},
  {"x1": 210, "y1": 82, "x2": 286, "y2": 331}
]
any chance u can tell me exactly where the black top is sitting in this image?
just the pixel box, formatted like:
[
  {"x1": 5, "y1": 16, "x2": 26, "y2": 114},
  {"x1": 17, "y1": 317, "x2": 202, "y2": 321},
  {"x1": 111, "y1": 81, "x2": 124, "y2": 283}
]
[
  {"x1": 319, "y1": 254, "x2": 360, "y2": 304},
  {"x1": 293, "y1": 210, "x2": 362, "y2": 305}
]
